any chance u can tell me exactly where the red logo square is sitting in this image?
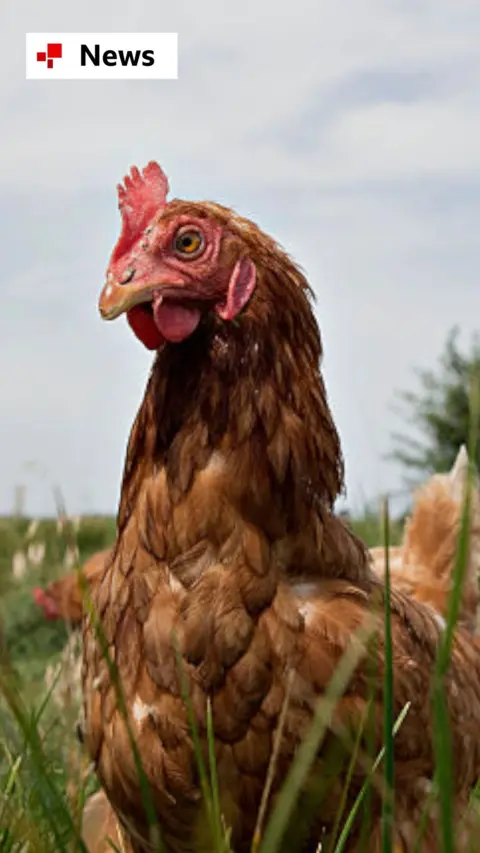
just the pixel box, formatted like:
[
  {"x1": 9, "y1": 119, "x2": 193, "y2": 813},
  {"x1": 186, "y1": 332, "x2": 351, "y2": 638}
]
[{"x1": 48, "y1": 43, "x2": 62, "y2": 59}]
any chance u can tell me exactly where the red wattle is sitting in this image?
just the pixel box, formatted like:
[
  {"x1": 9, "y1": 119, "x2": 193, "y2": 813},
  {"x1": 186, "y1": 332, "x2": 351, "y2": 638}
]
[{"x1": 127, "y1": 306, "x2": 164, "y2": 350}]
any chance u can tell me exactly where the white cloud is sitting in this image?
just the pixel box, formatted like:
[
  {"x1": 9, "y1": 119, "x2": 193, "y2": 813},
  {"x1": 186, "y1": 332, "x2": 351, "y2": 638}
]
[{"x1": 2, "y1": 0, "x2": 480, "y2": 515}]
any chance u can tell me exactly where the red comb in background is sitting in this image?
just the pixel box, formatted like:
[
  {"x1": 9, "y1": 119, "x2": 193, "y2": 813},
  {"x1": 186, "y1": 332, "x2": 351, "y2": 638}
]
[
  {"x1": 33, "y1": 587, "x2": 45, "y2": 606},
  {"x1": 33, "y1": 587, "x2": 59, "y2": 620},
  {"x1": 110, "y1": 162, "x2": 169, "y2": 263}
]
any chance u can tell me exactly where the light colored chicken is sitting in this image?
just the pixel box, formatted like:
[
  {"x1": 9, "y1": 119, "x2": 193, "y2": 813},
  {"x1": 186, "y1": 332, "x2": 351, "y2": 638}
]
[
  {"x1": 81, "y1": 789, "x2": 122, "y2": 853},
  {"x1": 81, "y1": 162, "x2": 480, "y2": 853},
  {"x1": 370, "y1": 446, "x2": 480, "y2": 633}
]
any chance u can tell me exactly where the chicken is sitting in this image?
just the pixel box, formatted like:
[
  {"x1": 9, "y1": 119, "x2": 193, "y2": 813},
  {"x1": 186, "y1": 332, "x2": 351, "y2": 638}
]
[
  {"x1": 81, "y1": 789, "x2": 122, "y2": 853},
  {"x1": 370, "y1": 446, "x2": 480, "y2": 633},
  {"x1": 33, "y1": 549, "x2": 110, "y2": 627},
  {"x1": 81, "y1": 161, "x2": 480, "y2": 853}
]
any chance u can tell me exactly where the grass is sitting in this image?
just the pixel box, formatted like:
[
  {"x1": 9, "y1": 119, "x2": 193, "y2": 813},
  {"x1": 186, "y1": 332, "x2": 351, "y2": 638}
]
[{"x1": 0, "y1": 472, "x2": 476, "y2": 852}]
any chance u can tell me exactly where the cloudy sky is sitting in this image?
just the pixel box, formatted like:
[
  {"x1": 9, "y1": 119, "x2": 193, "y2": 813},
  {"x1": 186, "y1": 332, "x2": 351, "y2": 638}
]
[{"x1": 2, "y1": 0, "x2": 479, "y2": 517}]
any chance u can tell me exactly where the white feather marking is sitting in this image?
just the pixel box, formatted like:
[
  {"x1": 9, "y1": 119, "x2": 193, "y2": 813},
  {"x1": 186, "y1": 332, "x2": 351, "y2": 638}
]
[
  {"x1": 167, "y1": 570, "x2": 185, "y2": 595},
  {"x1": 205, "y1": 451, "x2": 226, "y2": 474},
  {"x1": 298, "y1": 601, "x2": 317, "y2": 624},
  {"x1": 293, "y1": 581, "x2": 321, "y2": 624},
  {"x1": 132, "y1": 696, "x2": 156, "y2": 725},
  {"x1": 415, "y1": 777, "x2": 433, "y2": 795}
]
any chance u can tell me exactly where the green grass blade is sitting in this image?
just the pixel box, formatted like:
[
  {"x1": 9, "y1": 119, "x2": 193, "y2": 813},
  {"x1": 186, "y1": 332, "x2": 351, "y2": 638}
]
[
  {"x1": 333, "y1": 703, "x2": 410, "y2": 853},
  {"x1": 173, "y1": 641, "x2": 227, "y2": 852},
  {"x1": 206, "y1": 698, "x2": 226, "y2": 851},
  {"x1": 327, "y1": 702, "x2": 370, "y2": 853},
  {"x1": 381, "y1": 498, "x2": 395, "y2": 853},
  {"x1": 0, "y1": 673, "x2": 88, "y2": 853},
  {"x1": 431, "y1": 380, "x2": 479, "y2": 853},
  {"x1": 0, "y1": 754, "x2": 23, "y2": 828}
]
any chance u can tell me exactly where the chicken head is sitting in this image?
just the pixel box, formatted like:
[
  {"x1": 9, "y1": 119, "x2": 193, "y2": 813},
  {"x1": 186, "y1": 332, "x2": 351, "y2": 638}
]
[{"x1": 99, "y1": 162, "x2": 257, "y2": 350}]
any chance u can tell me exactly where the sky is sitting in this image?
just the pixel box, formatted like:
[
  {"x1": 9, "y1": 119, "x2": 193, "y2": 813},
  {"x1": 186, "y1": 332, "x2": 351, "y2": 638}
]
[{"x1": 2, "y1": 0, "x2": 480, "y2": 517}]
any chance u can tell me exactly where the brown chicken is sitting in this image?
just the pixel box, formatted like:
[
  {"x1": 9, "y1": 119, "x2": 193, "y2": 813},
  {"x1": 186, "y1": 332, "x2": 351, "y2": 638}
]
[
  {"x1": 81, "y1": 162, "x2": 480, "y2": 853},
  {"x1": 33, "y1": 549, "x2": 110, "y2": 627},
  {"x1": 370, "y1": 446, "x2": 480, "y2": 633}
]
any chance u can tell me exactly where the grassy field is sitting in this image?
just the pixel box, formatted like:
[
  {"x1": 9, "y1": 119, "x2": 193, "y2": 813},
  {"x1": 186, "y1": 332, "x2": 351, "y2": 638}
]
[
  {"x1": 0, "y1": 515, "x2": 118, "y2": 851},
  {"x1": 0, "y1": 515, "x2": 115, "y2": 681},
  {"x1": 0, "y1": 506, "x2": 474, "y2": 852}
]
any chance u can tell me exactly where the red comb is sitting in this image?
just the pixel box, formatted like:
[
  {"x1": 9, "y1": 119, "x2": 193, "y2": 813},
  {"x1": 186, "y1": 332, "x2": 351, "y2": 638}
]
[
  {"x1": 110, "y1": 161, "x2": 169, "y2": 264},
  {"x1": 33, "y1": 587, "x2": 45, "y2": 606},
  {"x1": 33, "y1": 586, "x2": 59, "y2": 620}
]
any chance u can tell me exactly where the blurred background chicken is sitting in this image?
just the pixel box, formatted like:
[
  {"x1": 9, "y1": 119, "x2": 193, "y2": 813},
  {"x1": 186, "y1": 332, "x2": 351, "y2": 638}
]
[
  {"x1": 370, "y1": 445, "x2": 480, "y2": 633},
  {"x1": 78, "y1": 162, "x2": 480, "y2": 853},
  {"x1": 33, "y1": 549, "x2": 110, "y2": 628}
]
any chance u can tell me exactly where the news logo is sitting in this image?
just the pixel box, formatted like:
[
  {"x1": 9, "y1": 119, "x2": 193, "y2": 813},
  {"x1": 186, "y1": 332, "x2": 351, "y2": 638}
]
[
  {"x1": 36, "y1": 43, "x2": 62, "y2": 70},
  {"x1": 26, "y1": 33, "x2": 178, "y2": 79}
]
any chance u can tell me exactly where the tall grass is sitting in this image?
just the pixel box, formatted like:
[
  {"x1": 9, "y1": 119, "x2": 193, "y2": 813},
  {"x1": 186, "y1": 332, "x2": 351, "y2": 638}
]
[
  {"x1": 431, "y1": 380, "x2": 480, "y2": 853},
  {"x1": 380, "y1": 497, "x2": 394, "y2": 853}
]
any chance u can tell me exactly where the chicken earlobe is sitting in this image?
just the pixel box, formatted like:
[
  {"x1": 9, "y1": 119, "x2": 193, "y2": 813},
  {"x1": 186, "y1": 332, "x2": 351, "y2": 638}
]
[{"x1": 215, "y1": 256, "x2": 257, "y2": 321}]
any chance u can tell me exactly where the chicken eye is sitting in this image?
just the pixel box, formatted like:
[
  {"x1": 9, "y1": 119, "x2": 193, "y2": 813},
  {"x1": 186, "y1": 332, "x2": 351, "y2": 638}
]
[{"x1": 173, "y1": 229, "x2": 204, "y2": 258}]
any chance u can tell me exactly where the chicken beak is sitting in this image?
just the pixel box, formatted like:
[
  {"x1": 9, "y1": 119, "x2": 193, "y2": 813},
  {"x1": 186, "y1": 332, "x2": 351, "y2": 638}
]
[{"x1": 98, "y1": 276, "x2": 155, "y2": 320}]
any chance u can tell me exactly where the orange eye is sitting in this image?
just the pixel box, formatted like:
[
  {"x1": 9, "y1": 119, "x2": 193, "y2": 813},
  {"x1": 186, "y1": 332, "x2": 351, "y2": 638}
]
[{"x1": 173, "y1": 228, "x2": 204, "y2": 258}]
